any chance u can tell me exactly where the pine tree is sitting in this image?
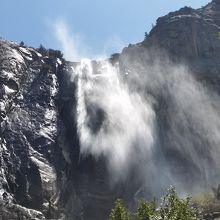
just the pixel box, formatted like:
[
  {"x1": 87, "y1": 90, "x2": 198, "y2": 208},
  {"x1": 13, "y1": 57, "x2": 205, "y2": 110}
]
[{"x1": 109, "y1": 199, "x2": 130, "y2": 220}]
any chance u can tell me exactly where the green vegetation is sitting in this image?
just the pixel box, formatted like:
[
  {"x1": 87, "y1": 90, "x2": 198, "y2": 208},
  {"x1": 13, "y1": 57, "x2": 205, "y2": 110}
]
[
  {"x1": 217, "y1": 32, "x2": 220, "y2": 39},
  {"x1": 160, "y1": 187, "x2": 198, "y2": 220},
  {"x1": 144, "y1": 32, "x2": 148, "y2": 39},
  {"x1": 38, "y1": 45, "x2": 63, "y2": 59},
  {"x1": 109, "y1": 186, "x2": 199, "y2": 220},
  {"x1": 38, "y1": 44, "x2": 48, "y2": 56},
  {"x1": 48, "y1": 49, "x2": 63, "y2": 59},
  {"x1": 109, "y1": 199, "x2": 130, "y2": 220},
  {"x1": 136, "y1": 199, "x2": 158, "y2": 220}
]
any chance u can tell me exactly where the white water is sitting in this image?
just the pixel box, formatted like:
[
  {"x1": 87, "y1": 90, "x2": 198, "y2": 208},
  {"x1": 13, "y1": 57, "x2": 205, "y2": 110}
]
[
  {"x1": 74, "y1": 59, "x2": 155, "y2": 180},
  {"x1": 69, "y1": 51, "x2": 220, "y2": 196}
]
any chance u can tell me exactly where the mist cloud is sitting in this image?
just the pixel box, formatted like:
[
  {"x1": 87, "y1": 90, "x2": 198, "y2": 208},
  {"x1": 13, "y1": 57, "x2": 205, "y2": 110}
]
[
  {"x1": 75, "y1": 59, "x2": 155, "y2": 182},
  {"x1": 54, "y1": 19, "x2": 89, "y2": 61},
  {"x1": 53, "y1": 19, "x2": 126, "y2": 61},
  {"x1": 54, "y1": 23, "x2": 220, "y2": 197},
  {"x1": 119, "y1": 48, "x2": 220, "y2": 194}
]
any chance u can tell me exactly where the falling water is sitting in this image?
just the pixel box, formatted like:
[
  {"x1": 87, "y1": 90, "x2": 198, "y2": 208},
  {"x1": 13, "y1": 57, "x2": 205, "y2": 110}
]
[
  {"x1": 74, "y1": 59, "x2": 155, "y2": 180},
  {"x1": 69, "y1": 48, "x2": 220, "y2": 197}
]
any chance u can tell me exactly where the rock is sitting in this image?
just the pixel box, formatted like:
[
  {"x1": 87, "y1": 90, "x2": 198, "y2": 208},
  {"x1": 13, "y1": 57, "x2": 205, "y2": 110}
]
[
  {"x1": 213, "y1": 211, "x2": 220, "y2": 218},
  {"x1": 0, "y1": 40, "x2": 63, "y2": 219},
  {"x1": 140, "y1": 0, "x2": 220, "y2": 82}
]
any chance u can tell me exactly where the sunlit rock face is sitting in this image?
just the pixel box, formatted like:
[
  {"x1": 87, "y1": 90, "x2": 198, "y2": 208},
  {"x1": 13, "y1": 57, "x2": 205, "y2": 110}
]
[
  {"x1": 0, "y1": 40, "x2": 63, "y2": 219},
  {"x1": 142, "y1": 0, "x2": 220, "y2": 83},
  {"x1": 1, "y1": 0, "x2": 220, "y2": 219}
]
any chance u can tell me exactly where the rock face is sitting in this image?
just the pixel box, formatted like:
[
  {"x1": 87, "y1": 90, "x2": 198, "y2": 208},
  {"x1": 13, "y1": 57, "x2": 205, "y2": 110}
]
[
  {"x1": 0, "y1": 0, "x2": 220, "y2": 219},
  {"x1": 0, "y1": 41, "x2": 63, "y2": 219},
  {"x1": 142, "y1": 0, "x2": 220, "y2": 83},
  {"x1": 0, "y1": 40, "x2": 134, "y2": 220}
]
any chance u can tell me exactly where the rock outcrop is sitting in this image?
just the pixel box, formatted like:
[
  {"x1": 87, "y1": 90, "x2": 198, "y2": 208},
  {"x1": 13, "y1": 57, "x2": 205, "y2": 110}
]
[
  {"x1": 141, "y1": 0, "x2": 220, "y2": 85},
  {"x1": 0, "y1": 40, "x2": 64, "y2": 219}
]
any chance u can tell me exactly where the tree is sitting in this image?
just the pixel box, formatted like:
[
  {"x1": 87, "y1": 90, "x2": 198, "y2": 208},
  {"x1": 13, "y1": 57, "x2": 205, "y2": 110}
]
[
  {"x1": 144, "y1": 32, "x2": 148, "y2": 39},
  {"x1": 160, "y1": 186, "x2": 198, "y2": 220},
  {"x1": 38, "y1": 44, "x2": 48, "y2": 56},
  {"x1": 109, "y1": 187, "x2": 199, "y2": 220},
  {"x1": 20, "y1": 41, "x2": 24, "y2": 47},
  {"x1": 136, "y1": 199, "x2": 158, "y2": 220},
  {"x1": 109, "y1": 199, "x2": 131, "y2": 220}
]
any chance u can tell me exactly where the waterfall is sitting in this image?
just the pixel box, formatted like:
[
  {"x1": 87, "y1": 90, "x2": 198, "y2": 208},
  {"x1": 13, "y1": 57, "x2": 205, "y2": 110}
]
[
  {"x1": 74, "y1": 59, "x2": 155, "y2": 181},
  {"x1": 63, "y1": 45, "x2": 220, "y2": 197}
]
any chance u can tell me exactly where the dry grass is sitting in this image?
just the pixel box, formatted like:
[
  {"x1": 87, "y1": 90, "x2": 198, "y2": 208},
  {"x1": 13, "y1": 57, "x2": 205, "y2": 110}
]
[{"x1": 192, "y1": 192, "x2": 220, "y2": 213}]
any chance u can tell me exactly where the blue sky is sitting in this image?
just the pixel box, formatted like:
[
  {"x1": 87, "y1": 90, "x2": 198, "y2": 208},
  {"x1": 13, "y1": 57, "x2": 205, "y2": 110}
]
[{"x1": 0, "y1": 0, "x2": 210, "y2": 59}]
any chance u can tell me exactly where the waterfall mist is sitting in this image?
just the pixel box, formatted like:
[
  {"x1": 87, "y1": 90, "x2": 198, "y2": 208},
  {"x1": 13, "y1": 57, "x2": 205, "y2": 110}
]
[
  {"x1": 118, "y1": 48, "x2": 220, "y2": 195},
  {"x1": 72, "y1": 55, "x2": 220, "y2": 196},
  {"x1": 55, "y1": 22, "x2": 220, "y2": 197},
  {"x1": 74, "y1": 59, "x2": 155, "y2": 182}
]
